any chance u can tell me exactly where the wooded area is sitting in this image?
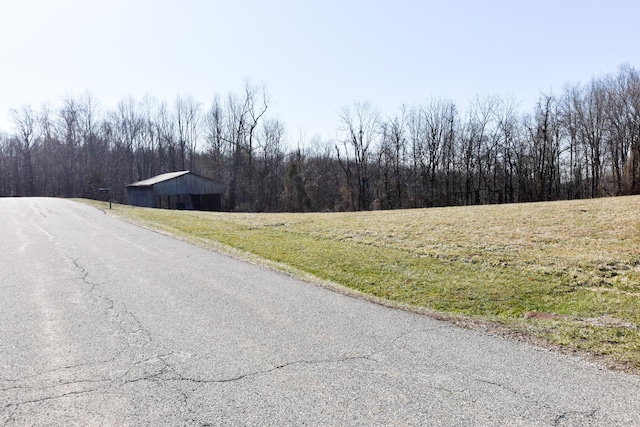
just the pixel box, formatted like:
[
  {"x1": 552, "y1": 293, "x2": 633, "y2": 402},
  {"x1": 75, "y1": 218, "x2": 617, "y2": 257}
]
[{"x1": 1, "y1": 64, "x2": 639, "y2": 212}]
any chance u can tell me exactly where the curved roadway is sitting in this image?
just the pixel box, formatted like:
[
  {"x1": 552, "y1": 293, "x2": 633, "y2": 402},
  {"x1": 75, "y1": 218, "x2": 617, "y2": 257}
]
[{"x1": 1, "y1": 198, "x2": 639, "y2": 426}]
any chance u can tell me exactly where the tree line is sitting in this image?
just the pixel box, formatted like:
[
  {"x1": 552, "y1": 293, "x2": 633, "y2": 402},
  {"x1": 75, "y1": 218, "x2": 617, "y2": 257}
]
[{"x1": 1, "y1": 64, "x2": 639, "y2": 212}]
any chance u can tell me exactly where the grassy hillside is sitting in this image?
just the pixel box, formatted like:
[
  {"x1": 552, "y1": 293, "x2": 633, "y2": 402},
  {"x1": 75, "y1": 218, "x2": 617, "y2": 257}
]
[{"x1": 84, "y1": 196, "x2": 640, "y2": 371}]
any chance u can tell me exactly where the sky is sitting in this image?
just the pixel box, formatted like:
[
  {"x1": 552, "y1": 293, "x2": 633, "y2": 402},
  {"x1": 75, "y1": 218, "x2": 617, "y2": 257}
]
[{"x1": 1, "y1": 0, "x2": 639, "y2": 144}]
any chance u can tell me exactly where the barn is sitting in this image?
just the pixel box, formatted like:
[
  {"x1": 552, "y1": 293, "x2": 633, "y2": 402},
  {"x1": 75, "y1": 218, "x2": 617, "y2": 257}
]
[{"x1": 126, "y1": 171, "x2": 224, "y2": 211}]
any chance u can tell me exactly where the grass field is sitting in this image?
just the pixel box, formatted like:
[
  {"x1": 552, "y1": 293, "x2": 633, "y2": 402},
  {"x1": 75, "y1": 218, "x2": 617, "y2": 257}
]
[{"x1": 84, "y1": 196, "x2": 640, "y2": 372}]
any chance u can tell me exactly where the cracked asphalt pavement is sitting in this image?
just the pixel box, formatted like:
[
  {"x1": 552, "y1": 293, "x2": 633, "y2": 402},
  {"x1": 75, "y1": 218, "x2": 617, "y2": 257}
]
[{"x1": 1, "y1": 197, "x2": 639, "y2": 426}]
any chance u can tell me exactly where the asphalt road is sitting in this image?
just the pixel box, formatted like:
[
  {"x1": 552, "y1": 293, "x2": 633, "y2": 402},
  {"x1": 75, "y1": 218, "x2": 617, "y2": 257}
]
[{"x1": 1, "y1": 197, "x2": 639, "y2": 426}]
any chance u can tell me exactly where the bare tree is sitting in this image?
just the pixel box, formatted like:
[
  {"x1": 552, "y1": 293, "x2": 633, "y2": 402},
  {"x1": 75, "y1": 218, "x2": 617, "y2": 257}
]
[
  {"x1": 606, "y1": 65, "x2": 640, "y2": 194},
  {"x1": 524, "y1": 93, "x2": 562, "y2": 201},
  {"x1": 155, "y1": 101, "x2": 178, "y2": 172},
  {"x1": 203, "y1": 95, "x2": 227, "y2": 184},
  {"x1": 559, "y1": 84, "x2": 586, "y2": 198},
  {"x1": 493, "y1": 96, "x2": 522, "y2": 203},
  {"x1": 223, "y1": 82, "x2": 269, "y2": 211},
  {"x1": 459, "y1": 96, "x2": 500, "y2": 204},
  {"x1": 256, "y1": 118, "x2": 286, "y2": 211},
  {"x1": 572, "y1": 81, "x2": 607, "y2": 197},
  {"x1": 175, "y1": 95, "x2": 201, "y2": 171},
  {"x1": 421, "y1": 98, "x2": 457, "y2": 206},
  {"x1": 10, "y1": 106, "x2": 40, "y2": 196},
  {"x1": 336, "y1": 101, "x2": 379, "y2": 210},
  {"x1": 376, "y1": 107, "x2": 408, "y2": 209}
]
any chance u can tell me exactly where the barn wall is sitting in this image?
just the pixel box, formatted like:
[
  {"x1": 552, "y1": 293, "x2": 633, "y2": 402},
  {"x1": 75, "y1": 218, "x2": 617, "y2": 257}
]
[
  {"x1": 126, "y1": 186, "x2": 154, "y2": 207},
  {"x1": 153, "y1": 174, "x2": 224, "y2": 196}
]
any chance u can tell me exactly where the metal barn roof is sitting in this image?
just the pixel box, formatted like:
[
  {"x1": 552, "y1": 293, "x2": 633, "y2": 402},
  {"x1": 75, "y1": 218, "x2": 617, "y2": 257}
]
[{"x1": 127, "y1": 171, "x2": 191, "y2": 187}]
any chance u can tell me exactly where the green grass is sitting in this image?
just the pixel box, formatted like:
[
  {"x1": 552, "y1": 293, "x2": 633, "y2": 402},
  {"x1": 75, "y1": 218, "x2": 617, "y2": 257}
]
[{"x1": 81, "y1": 196, "x2": 640, "y2": 371}]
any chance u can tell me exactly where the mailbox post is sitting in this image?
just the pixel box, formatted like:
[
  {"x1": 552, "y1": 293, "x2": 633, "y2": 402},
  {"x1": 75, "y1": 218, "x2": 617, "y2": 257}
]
[{"x1": 99, "y1": 188, "x2": 111, "y2": 209}]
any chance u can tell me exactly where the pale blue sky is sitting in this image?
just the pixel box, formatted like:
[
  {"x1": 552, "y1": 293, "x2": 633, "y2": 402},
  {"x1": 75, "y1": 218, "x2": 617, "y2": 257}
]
[{"x1": 1, "y1": 0, "x2": 638, "y2": 143}]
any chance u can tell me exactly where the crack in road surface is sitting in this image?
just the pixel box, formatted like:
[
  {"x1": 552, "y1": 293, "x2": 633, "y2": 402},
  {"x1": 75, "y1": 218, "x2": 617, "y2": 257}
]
[
  {"x1": 474, "y1": 377, "x2": 601, "y2": 426},
  {"x1": 553, "y1": 409, "x2": 599, "y2": 426},
  {"x1": 3, "y1": 248, "x2": 423, "y2": 423}
]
